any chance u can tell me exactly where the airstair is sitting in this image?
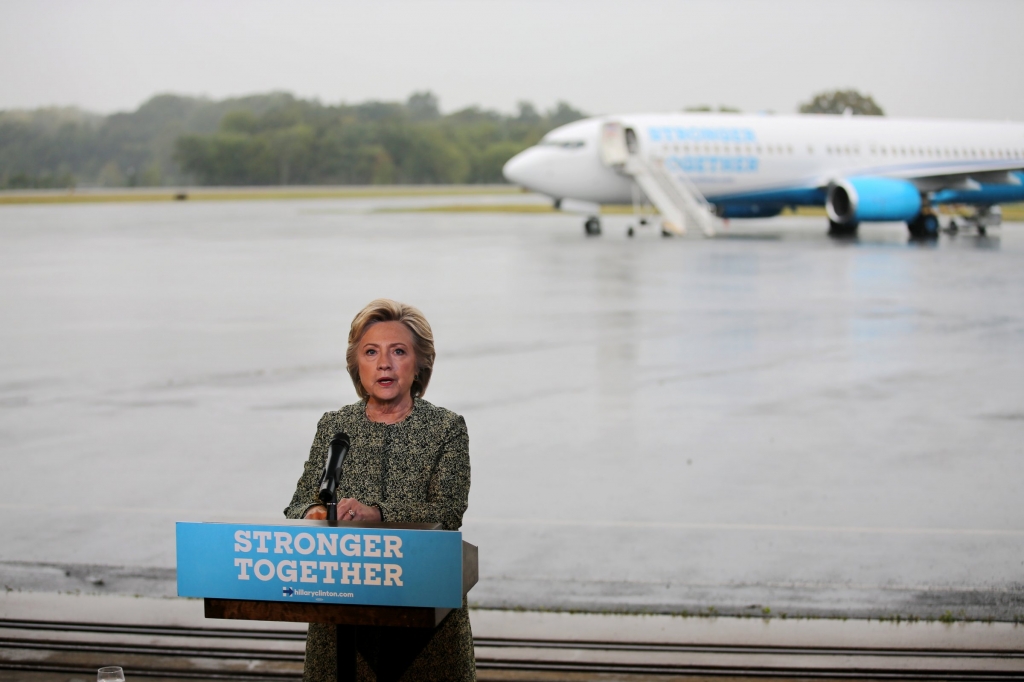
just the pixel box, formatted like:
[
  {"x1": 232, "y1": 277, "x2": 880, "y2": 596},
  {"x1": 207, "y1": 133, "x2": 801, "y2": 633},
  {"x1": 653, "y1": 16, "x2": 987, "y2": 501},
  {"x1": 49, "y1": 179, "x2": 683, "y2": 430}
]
[{"x1": 601, "y1": 122, "x2": 718, "y2": 236}]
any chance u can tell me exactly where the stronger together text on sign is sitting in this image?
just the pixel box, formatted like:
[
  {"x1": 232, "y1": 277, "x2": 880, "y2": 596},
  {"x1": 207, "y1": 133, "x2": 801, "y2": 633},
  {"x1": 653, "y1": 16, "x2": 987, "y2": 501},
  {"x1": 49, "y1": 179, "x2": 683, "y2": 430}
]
[{"x1": 231, "y1": 529, "x2": 405, "y2": 587}]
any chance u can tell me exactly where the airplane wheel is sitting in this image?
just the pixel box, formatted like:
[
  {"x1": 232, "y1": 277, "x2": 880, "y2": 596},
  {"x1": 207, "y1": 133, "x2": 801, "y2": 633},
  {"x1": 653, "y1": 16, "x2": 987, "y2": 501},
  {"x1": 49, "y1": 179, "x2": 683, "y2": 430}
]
[
  {"x1": 828, "y1": 220, "x2": 858, "y2": 238},
  {"x1": 627, "y1": 226, "x2": 635, "y2": 238},
  {"x1": 661, "y1": 229, "x2": 673, "y2": 237},
  {"x1": 908, "y1": 214, "x2": 939, "y2": 240},
  {"x1": 584, "y1": 217, "x2": 601, "y2": 236}
]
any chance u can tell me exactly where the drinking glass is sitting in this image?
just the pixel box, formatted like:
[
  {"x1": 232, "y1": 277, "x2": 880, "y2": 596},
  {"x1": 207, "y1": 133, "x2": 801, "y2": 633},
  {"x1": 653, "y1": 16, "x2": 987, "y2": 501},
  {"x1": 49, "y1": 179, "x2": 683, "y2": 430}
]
[{"x1": 97, "y1": 666, "x2": 125, "y2": 682}]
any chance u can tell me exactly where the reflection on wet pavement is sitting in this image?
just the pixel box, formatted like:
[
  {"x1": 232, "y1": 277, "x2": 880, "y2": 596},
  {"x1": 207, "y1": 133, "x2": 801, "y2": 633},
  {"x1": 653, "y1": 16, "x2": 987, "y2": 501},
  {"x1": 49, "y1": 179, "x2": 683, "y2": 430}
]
[{"x1": 0, "y1": 199, "x2": 1021, "y2": 619}]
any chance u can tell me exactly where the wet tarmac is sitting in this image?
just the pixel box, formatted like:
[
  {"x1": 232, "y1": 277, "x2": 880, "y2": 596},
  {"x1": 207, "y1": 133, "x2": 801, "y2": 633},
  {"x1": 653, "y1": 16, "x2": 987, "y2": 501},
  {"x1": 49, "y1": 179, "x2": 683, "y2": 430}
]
[{"x1": 0, "y1": 195, "x2": 1022, "y2": 620}]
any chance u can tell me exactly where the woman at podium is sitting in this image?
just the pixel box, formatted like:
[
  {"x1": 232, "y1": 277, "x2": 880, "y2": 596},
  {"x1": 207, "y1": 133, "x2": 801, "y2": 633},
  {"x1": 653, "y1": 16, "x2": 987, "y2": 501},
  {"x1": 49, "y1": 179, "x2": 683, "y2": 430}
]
[{"x1": 284, "y1": 299, "x2": 474, "y2": 681}]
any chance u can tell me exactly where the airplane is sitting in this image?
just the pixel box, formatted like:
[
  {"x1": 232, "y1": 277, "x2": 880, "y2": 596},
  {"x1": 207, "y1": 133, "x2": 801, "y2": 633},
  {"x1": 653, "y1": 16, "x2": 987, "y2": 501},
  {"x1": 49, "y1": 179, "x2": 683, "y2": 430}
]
[{"x1": 501, "y1": 112, "x2": 1024, "y2": 239}]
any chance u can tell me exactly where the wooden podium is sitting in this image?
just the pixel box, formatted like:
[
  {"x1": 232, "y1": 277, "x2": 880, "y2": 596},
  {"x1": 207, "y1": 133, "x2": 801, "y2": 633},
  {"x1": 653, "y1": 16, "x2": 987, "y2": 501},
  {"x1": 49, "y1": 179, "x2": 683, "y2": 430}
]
[{"x1": 177, "y1": 520, "x2": 477, "y2": 682}]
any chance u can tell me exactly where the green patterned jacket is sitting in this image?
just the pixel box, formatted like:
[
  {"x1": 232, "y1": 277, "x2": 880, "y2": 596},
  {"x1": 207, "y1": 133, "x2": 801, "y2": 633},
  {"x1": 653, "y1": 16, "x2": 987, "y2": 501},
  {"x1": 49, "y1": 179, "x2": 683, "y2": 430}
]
[{"x1": 285, "y1": 398, "x2": 475, "y2": 681}]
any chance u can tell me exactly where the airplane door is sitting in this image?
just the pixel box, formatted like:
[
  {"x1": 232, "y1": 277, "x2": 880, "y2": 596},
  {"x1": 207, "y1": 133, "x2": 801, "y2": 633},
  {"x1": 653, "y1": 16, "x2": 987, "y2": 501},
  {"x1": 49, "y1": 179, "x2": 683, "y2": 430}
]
[
  {"x1": 625, "y1": 128, "x2": 638, "y2": 154},
  {"x1": 600, "y1": 122, "x2": 630, "y2": 167}
]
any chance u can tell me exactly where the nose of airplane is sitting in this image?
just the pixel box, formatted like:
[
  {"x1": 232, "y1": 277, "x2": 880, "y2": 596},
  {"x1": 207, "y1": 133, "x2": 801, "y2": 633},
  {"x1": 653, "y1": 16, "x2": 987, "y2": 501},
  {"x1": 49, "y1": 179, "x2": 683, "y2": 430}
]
[{"x1": 502, "y1": 147, "x2": 545, "y2": 189}]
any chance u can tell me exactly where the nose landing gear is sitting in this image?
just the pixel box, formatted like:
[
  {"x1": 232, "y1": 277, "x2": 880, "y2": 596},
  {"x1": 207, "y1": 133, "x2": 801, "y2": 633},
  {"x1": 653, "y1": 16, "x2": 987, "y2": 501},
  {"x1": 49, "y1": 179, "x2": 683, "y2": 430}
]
[{"x1": 584, "y1": 216, "x2": 602, "y2": 236}]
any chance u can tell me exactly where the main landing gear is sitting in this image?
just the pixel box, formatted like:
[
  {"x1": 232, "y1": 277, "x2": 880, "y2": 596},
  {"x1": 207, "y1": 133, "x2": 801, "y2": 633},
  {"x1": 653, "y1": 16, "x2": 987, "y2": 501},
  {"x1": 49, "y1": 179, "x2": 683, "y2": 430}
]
[
  {"x1": 828, "y1": 220, "x2": 859, "y2": 239},
  {"x1": 947, "y1": 205, "x2": 1000, "y2": 237},
  {"x1": 584, "y1": 216, "x2": 602, "y2": 236},
  {"x1": 907, "y1": 213, "x2": 940, "y2": 240}
]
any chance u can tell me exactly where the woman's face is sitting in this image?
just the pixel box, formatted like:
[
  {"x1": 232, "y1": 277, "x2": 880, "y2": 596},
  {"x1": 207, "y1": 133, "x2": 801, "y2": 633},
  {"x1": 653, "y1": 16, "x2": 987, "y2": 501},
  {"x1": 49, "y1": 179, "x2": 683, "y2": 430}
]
[{"x1": 357, "y1": 321, "x2": 418, "y2": 404}]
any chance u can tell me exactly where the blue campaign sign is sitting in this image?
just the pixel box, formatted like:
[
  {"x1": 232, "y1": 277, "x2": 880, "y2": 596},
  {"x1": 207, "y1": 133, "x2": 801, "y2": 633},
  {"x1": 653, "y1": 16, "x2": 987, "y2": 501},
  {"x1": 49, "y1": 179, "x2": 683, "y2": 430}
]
[{"x1": 176, "y1": 522, "x2": 463, "y2": 609}]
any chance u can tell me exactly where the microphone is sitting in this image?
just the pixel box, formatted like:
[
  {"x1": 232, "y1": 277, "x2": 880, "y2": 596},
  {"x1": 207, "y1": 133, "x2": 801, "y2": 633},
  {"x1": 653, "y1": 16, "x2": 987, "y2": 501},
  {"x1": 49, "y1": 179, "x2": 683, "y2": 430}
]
[{"x1": 318, "y1": 433, "x2": 350, "y2": 516}]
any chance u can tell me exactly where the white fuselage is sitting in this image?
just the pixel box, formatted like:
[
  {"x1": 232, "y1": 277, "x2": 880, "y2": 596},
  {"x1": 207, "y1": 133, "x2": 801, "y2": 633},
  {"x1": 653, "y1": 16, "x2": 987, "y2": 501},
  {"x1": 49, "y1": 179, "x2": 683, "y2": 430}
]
[{"x1": 503, "y1": 113, "x2": 1024, "y2": 207}]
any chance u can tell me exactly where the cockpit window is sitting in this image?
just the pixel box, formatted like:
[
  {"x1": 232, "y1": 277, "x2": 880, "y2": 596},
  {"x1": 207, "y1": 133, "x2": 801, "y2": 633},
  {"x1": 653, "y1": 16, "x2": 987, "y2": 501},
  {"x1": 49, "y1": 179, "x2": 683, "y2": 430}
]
[{"x1": 538, "y1": 139, "x2": 586, "y2": 149}]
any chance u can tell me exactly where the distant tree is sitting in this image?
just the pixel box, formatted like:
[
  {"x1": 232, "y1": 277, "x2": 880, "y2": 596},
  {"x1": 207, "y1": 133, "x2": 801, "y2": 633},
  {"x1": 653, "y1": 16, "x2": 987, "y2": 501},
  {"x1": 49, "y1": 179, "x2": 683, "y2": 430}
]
[
  {"x1": 407, "y1": 91, "x2": 440, "y2": 121},
  {"x1": 546, "y1": 101, "x2": 586, "y2": 128},
  {"x1": 97, "y1": 161, "x2": 125, "y2": 187},
  {"x1": 799, "y1": 89, "x2": 884, "y2": 116},
  {"x1": 220, "y1": 111, "x2": 260, "y2": 135},
  {"x1": 472, "y1": 141, "x2": 527, "y2": 183},
  {"x1": 516, "y1": 101, "x2": 541, "y2": 125}
]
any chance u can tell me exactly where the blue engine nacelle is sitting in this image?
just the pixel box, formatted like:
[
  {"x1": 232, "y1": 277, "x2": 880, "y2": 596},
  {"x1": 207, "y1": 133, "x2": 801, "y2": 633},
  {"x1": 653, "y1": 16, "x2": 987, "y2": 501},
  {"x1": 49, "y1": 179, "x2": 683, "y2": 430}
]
[{"x1": 826, "y1": 176, "x2": 922, "y2": 224}]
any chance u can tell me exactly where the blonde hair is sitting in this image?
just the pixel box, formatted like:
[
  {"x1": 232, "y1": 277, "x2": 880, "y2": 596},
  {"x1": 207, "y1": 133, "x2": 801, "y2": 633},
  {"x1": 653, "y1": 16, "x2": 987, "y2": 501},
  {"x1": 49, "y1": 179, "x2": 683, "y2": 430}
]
[{"x1": 346, "y1": 299, "x2": 435, "y2": 400}]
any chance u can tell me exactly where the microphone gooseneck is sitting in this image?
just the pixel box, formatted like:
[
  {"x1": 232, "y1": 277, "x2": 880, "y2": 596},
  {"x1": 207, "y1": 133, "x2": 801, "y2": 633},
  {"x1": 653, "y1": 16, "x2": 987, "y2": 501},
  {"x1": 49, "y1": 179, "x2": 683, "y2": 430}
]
[{"x1": 318, "y1": 433, "x2": 350, "y2": 520}]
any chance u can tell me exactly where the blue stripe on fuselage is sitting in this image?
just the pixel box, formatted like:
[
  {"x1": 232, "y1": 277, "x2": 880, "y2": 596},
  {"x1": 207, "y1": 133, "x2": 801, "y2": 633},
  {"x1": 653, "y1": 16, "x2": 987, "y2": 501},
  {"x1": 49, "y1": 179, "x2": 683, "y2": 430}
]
[{"x1": 707, "y1": 186, "x2": 828, "y2": 206}]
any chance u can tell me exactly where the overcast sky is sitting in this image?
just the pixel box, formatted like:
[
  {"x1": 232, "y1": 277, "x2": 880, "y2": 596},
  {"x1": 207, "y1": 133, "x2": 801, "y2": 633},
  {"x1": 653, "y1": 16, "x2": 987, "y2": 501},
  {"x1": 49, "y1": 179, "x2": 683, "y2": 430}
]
[{"x1": 2, "y1": 0, "x2": 1022, "y2": 120}]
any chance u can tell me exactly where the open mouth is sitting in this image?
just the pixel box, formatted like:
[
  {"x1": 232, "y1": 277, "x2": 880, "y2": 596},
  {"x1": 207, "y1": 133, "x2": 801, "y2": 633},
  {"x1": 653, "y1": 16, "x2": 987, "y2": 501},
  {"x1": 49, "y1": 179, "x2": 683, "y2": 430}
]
[{"x1": 377, "y1": 378, "x2": 396, "y2": 388}]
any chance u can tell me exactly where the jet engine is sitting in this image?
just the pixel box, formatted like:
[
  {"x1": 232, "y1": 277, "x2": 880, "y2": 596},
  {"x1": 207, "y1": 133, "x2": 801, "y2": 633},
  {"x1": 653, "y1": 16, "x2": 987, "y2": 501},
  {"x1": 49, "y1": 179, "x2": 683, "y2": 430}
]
[{"x1": 826, "y1": 176, "x2": 922, "y2": 224}]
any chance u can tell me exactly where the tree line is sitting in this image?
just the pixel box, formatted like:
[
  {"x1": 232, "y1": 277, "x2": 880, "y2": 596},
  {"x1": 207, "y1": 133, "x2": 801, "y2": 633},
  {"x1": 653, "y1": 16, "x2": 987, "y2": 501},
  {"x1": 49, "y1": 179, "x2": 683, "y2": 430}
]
[
  {"x1": 0, "y1": 92, "x2": 585, "y2": 189},
  {"x1": 174, "y1": 92, "x2": 586, "y2": 186},
  {"x1": 0, "y1": 89, "x2": 882, "y2": 189}
]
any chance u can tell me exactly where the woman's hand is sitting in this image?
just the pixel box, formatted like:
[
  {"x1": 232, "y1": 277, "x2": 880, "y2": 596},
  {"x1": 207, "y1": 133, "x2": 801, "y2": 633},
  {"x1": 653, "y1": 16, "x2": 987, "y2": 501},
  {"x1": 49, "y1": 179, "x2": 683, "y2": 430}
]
[
  {"x1": 336, "y1": 498, "x2": 382, "y2": 523},
  {"x1": 303, "y1": 505, "x2": 328, "y2": 520}
]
